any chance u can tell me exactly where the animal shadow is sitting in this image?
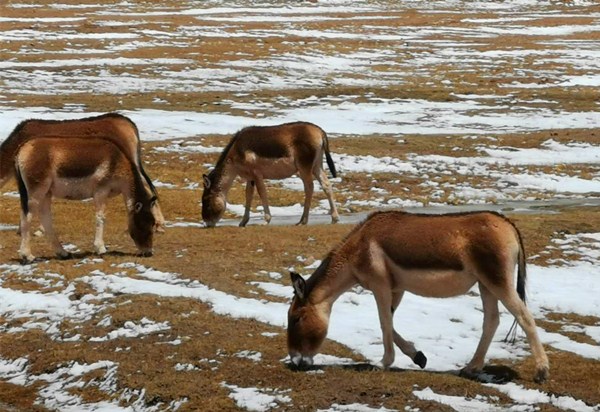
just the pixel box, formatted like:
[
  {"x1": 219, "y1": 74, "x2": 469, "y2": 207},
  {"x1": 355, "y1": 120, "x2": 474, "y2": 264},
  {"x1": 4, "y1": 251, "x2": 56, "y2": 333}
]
[
  {"x1": 287, "y1": 362, "x2": 519, "y2": 384},
  {"x1": 15, "y1": 250, "x2": 135, "y2": 265}
]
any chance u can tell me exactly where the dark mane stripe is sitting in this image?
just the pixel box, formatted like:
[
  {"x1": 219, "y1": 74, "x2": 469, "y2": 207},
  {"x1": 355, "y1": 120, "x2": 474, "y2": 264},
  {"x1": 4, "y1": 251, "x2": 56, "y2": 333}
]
[
  {"x1": 305, "y1": 255, "x2": 332, "y2": 296},
  {"x1": 209, "y1": 129, "x2": 243, "y2": 178}
]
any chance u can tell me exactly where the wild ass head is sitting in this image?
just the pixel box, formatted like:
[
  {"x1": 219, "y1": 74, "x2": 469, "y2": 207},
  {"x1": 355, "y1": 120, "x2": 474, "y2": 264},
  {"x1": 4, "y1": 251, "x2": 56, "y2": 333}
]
[
  {"x1": 202, "y1": 173, "x2": 226, "y2": 228},
  {"x1": 128, "y1": 194, "x2": 157, "y2": 256},
  {"x1": 287, "y1": 271, "x2": 329, "y2": 370}
]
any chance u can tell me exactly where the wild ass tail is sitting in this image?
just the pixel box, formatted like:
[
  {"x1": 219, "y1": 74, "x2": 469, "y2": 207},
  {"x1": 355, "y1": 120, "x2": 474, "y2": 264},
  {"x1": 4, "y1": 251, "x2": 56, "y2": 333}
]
[
  {"x1": 0, "y1": 154, "x2": 10, "y2": 190},
  {"x1": 516, "y1": 231, "x2": 527, "y2": 304},
  {"x1": 15, "y1": 163, "x2": 29, "y2": 215},
  {"x1": 505, "y1": 223, "x2": 528, "y2": 343},
  {"x1": 322, "y1": 129, "x2": 337, "y2": 178},
  {"x1": 0, "y1": 128, "x2": 19, "y2": 190}
]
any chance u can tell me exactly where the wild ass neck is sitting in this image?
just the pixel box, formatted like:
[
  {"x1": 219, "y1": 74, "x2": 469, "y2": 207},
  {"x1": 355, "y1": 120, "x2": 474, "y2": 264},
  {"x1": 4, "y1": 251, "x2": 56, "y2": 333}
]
[
  {"x1": 305, "y1": 255, "x2": 356, "y2": 307},
  {"x1": 208, "y1": 161, "x2": 237, "y2": 194}
]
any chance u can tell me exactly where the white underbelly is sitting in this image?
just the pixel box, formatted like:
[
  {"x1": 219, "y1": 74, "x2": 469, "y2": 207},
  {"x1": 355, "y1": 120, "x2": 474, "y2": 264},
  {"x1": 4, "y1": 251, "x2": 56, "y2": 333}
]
[
  {"x1": 241, "y1": 156, "x2": 297, "y2": 180},
  {"x1": 393, "y1": 268, "x2": 477, "y2": 298},
  {"x1": 51, "y1": 177, "x2": 99, "y2": 200}
]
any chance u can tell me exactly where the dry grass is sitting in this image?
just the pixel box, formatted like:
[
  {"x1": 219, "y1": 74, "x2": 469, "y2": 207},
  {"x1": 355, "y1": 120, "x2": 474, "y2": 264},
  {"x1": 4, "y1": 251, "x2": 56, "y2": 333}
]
[{"x1": 1, "y1": 186, "x2": 600, "y2": 410}]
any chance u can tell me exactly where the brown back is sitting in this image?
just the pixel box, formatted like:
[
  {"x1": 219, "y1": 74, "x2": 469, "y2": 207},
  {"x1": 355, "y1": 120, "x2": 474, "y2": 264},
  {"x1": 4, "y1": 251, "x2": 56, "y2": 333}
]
[{"x1": 1, "y1": 113, "x2": 145, "y2": 189}]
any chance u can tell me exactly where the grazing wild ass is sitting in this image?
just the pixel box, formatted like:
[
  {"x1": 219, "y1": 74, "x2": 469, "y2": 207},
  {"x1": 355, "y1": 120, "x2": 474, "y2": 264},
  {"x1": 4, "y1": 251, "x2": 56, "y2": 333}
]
[
  {"x1": 0, "y1": 113, "x2": 165, "y2": 230},
  {"x1": 287, "y1": 210, "x2": 549, "y2": 383},
  {"x1": 15, "y1": 137, "x2": 157, "y2": 262},
  {"x1": 202, "y1": 122, "x2": 338, "y2": 227}
]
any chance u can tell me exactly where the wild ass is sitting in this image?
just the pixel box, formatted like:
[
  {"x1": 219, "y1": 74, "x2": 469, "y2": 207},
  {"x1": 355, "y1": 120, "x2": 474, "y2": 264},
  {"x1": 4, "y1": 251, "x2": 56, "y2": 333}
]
[
  {"x1": 202, "y1": 122, "x2": 338, "y2": 227},
  {"x1": 15, "y1": 136, "x2": 157, "y2": 262},
  {"x1": 0, "y1": 113, "x2": 165, "y2": 230},
  {"x1": 287, "y1": 210, "x2": 549, "y2": 383}
]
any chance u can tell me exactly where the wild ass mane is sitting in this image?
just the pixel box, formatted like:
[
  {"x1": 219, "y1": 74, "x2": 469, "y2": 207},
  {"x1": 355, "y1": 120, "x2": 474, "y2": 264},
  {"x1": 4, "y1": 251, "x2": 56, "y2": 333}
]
[{"x1": 207, "y1": 128, "x2": 243, "y2": 181}]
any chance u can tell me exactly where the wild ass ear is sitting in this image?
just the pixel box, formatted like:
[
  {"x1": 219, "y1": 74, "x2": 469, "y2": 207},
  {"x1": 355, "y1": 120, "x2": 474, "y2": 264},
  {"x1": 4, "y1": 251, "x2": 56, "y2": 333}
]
[
  {"x1": 203, "y1": 174, "x2": 211, "y2": 189},
  {"x1": 134, "y1": 202, "x2": 143, "y2": 214},
  {"x1": 290, "y1": 271, "x2": 307, "y2": 301}
]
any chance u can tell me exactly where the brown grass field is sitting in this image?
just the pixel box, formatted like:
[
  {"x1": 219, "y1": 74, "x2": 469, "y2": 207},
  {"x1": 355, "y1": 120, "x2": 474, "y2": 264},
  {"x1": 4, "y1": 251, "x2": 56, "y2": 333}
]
[{"x1": 1, "y1": 1, "x2": 600, "y2": 411}]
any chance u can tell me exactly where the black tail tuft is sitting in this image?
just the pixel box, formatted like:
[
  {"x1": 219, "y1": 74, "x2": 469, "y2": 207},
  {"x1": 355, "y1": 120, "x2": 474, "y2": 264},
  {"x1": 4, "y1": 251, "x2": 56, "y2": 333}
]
[
  {"x1": 325, "y1": 151, "x2": 337, "y2": 178},
  {"x1": 505, "y1": 226, "x2": 527, "y2": 344},
  {"x1": 15, "y1": 164, "x2": 28, "y2": 215},
  {"x1": 322, "y1": 129, "x2": 337, "y2": 178}
]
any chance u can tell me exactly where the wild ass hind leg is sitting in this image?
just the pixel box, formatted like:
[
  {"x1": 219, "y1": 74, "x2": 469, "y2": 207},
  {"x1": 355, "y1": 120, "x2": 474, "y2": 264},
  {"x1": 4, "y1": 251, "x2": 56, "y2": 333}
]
[
  {"x1": 19, "y1": 198, "x2": 39, "y2": 263},
  {"x1": 254, "y1": 177, "x2": 272, "y2": 225},
  {"x1": 461, "y1": 283, "x2": 500, "y2": 380},
  {"x1": 39, "y1": 194, "x2": 69, "y2": 259},
  {"x1": 314, "y1": 168, "x2": 338, "y2": 224},
  {"x1": 93, "y1": 194, "x2": 108, "y2": 255},
  {"x1": 240, "y1": 181, "x2": 254, "y2": 227},
  {"x1": 391, "y1": 291, "x2": 427, "y2": 368},
  {"x1": 494, "y1": 284, "x2": 549, "y2": 383}
]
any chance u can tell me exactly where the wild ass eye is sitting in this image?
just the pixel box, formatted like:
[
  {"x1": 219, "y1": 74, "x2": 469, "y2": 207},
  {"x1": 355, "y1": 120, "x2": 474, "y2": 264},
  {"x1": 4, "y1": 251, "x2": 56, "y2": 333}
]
[{"x1": 134, "y1": 202, "x2": 143, "y2": 213}]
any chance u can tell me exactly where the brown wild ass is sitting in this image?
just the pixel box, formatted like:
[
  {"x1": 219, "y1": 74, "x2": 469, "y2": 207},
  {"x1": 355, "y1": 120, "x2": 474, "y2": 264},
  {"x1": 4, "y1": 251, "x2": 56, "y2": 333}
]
[
  {"x1": 15, "y1": 136, "x2": 157, "y2": 262},
  {"x1": 288, "y1": 210, "x2": 549, "y2": 383},
  {"x1": 202, "y1": 122, "x2": 338, "y2": 227},
  {"x1": 0, "y1": 113, "x2": 165, "y2": 230}
]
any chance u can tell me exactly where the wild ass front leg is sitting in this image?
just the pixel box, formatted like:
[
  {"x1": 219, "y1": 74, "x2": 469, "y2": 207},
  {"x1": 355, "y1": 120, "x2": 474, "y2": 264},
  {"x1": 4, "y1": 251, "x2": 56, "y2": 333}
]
[
  {"x1": 240, "y1": 181, "x2": 254, "y2": 227},
  {"x1": 373, "y1": 287, "x2": 396, "y2": 369},
  {"x1": 298, "y1": 172, "x2": 314, "y2": 225},
  {"x1": 315, "y1": 169, "x2": 338, "y2": 224},
  {"x1": 39, "y1": 195, "x2": 69, "y2": 259},
  {"x1": 254, "y1": 177, "x2": 271, "y2": 224},
  {"x1": 391, "y1": 291, "x2": 426, "y2": 368},
  {"x1": 461, "y1": 284, "x2": 499, "y2": 379},
  {"x1": 93, "y1": 195, "x2": 108, "y2": 254}
]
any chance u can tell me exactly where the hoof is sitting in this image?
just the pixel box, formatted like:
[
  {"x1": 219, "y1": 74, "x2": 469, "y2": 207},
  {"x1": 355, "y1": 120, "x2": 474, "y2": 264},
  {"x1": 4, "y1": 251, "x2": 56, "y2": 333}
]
[
  {"x1": 58, "y1": 252, "x2": 73, "y2": 260},
  {"x1": 375, "y1": 359, "x2": 393, "y2": 370},
  {"x1": 331, "y1": 215, "x2": 339, "y2": 224},
  {"x1": 20, "y1": 256, "x2": 35, "y2": 265},
  {"x1": 534, "y1": 367, "x2": 549, "y2": 384},
  {"x1": 413, "y1": 351, "x2": 427, "y2": 369},
  {"x1": 459, "y1": 367, "x2": 481, "y2": 381}
]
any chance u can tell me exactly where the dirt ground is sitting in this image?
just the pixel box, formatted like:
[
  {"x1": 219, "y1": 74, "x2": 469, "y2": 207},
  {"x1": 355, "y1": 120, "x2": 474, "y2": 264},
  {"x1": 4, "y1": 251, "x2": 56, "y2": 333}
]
[{"x1": 1, "y1": 1, "x2": 600, "y2": 411}]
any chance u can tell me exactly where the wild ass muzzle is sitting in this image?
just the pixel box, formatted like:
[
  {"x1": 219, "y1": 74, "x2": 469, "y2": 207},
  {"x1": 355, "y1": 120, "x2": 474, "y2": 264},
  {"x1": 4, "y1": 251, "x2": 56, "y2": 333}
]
[
  {"x1": 287, "y1": 210, "x2": 549, "y2": 383},
  {"x1": 202, "y1": 122, "x2": 338, "y2": 227},
  {"x1": 0, "y1": 113, "x2": 165, "y2": 231},
  {"x1": 15, "y1": 136, "x2": 157, "y2": 262}
]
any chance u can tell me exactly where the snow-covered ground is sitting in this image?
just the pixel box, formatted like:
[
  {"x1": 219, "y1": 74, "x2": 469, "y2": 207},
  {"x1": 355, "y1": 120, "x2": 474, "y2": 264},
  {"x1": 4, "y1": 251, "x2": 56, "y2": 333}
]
[{"x1": 1, "y1": 233, "x2": 599, "y2": 411}]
